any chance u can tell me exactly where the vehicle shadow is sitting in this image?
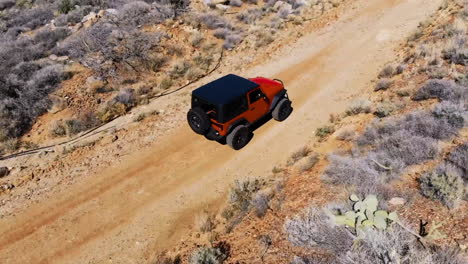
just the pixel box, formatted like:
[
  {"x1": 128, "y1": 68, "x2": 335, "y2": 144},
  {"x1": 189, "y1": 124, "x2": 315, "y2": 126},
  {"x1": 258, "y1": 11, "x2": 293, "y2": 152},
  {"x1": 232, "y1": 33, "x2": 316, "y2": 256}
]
[{"x1": 215, "y1": 114, "x2": 273, "y2": 146}]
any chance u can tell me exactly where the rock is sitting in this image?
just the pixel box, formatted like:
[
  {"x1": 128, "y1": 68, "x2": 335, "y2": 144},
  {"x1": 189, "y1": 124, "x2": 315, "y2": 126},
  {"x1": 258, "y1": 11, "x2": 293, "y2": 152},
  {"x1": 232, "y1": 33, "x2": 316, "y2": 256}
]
[
  {"x1": 215, "y1": 4, "x2": 230, "y2": 10},
  {"x1": 49, "y1": 54, "x2": 58, "y2": 61},
  {"x1": 97, "y1": 10, "x2": 106, "y2": 18},
  {"x1": 204, "y1": 0, "x2": 228, "y2": 6},
  {"x1": 389, "y1": 197, "x2": 406, "y2": 206},
  {"x1": 102, "y1": 135, "x2": 119, "y2": 145},
  {"x1": 56, "y1": 56, "x2": 69, "y2": 62},
  {"x1": 105, "y1": 9, "x2": 119, "y2": 16},
  {"x1": 273, "y1": 1, "x2": 285, "y2": 11},
  {"x1": 1, "y1": 183, "x2": 14, "y2": 191},
  {"x1": 82, "y1": 12, "x2": 97, "y2": 23},
  {"x1": 0, "y1": 167, "x2": 9, "y2": 178}
]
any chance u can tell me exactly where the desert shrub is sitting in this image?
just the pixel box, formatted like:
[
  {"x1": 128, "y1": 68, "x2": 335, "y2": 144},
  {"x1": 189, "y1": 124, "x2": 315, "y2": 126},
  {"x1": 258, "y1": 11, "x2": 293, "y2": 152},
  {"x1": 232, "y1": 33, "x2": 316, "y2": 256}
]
[
  {"x1": 337, "y1": 226, "x2": 426, "y2": 264},
  {"x1": 378, "y1": 65, "x2": 395, "y2": 78},
  {"x1": 193, "y1": 54, "x2": 213, "y2": 71},
  {"x1": 323, "y1": 154, "x2": 381, "y2": 186},
  {"x1": 190, "y1": 32, "x2": 204, "y2": 48},
  {"x1": 185, "y1": 67, "x2": 203, "y2": 80},
  {"x1": 118, "y1": 1, "x2": 174, "y2": 26},
  {"x1": 97, "y1": 102, "x2": 127, "y2": 122},
  {"x1": 170, "y1": 61, "x2": 191, "y2": 78},
  {"x1": 413, "y1": 79, "x2": 467, "y2": 103},
  {"x1": 298, "y1": 154, "x2": 319, "y2": 172},
  {"x1": 222, "y1": 33, "x2": 241, "y2": 50},
  {"x1": 359, "y1": 106, "x2": 465, "y2": 145},
  {"x1": 236, "y1": 8, "x2": 263, "y2": 24},
  {"x1": 190, "y1": 246, "x2": 227, "y2": 264},
  {"x1": 0, "y1": 63, "x2": 67, "y2": 140},
  {"x1": 117, "y1": 31, "x2": 164, "y2": 70},
  {"x1": 166, "y1": 44, "x2": 184, "y2": 57},
  {"x1": 255, "y1": 30, "x2": 275, "y2": 47},
  {"x1": 284, "y1": 207, "x2": 354, "y2": 254},
  {"x1": 420, "y1": 163, "x2": 464, "y2": 208},
  {"x1": 34, "y1": 27, "x2": 71, "y2": 50},
  {"x1": 446, "y1": 143, "x2": 467, "y2": 180},
  {"x1": 374, "y1": 101, "x2": 397, "y2": 117},
  {"x1": 315, "y1": 125, "x2": 335, "y2": 140},
  {"x1": 395, "y1": 64, "x2": 406, "y2": 74},
  {"x1": 153, "y1": 254, "x2": 181, "y2": 264},
  {"x1": 336, "y1": 129, "x2": 355, "y2": 141},
  {"x1": 196, "y1": 213, "x2": 215, "y2": 233},
  {"x1": 375, "y1": 131, "x2": 439, "y2": 166},
  {"x1": 114, "y1": 88, "x2": 136, "y2": 106},
  {"x1": 58, "y1": 21, "x2": 117, "y2": 58},
  {"x1": 345, "y1": 99, "x2": 372, "y2": 116},
  {"x1": 8, "y1": 7, "x2": 53, "y2": 30},
  {"x1": 198, "y1": 13, "x2": 233, "y2": 30},
  {"x1": 288, "y1": 146, "x2": 312, "y2": 165},
  {"x1": 55, "y1": 5, "x2": 96, "y2": 26},
  {"x1": 159, "y1": 77, "x2": 173, "y2": 90},
  {"x1": 374, "y1": 78, "x2": 393, "y2": 91},
  {"x1": 58, "y1": 0, "x2": 74, "y2": 14},
  {"x1": 228, "y1": 178, "x2": 265, "y2": 213},
  {"x1": 213, "y1": 28, "x2": 230, "y2": 39},
  {"x1": 278, "y1": 5, "x2": 292, "y2": 19},
  {"x1": 252, "y1": 192, "x2": 270, "y2": 218},
  {"x1": 442, "y1": 35, "x2": 467, "y2": 66},
  {"x1": 0, "y1": 0, "x2": 15, "y2": 11}
]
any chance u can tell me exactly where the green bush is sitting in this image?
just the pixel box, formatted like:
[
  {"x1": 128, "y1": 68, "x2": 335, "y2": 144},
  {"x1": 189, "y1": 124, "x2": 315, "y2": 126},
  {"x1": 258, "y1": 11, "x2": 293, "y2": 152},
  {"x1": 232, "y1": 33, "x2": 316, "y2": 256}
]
[
  {"x1": 315, "y1": 125, "x2": 335, "y2": 140},
  {"x1": 190, "y1": 247, "x2": 226, "y2": 264},
  {"x1": 420, "y1": 164, "x2": 464, "y2": 208},
  {"x1": 58, "y1": 0, "x2": 74, "y2": 14}
]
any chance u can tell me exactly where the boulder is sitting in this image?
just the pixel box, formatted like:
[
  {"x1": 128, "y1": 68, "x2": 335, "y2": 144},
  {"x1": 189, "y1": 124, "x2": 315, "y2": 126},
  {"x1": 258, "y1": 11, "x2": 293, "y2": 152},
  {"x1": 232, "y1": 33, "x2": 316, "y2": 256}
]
[
  {"x1": 0, "y1": 167, "x2": 9, "y2": 178},
  {"x1": 204, "y1": 0, "x2": 229, "y2": 6},
  {"x1": 389, "y1": 197, "x2": 406, "y2": 206},
  {"x1": 273, "y1": 1, "x2": 286, "y2": 11},
  {"x1": 82, "y1": 12, "x2": 97, "y2": 23},
  {"x1": 215, "y1": 4, "x2": 230, "y2": 10}
]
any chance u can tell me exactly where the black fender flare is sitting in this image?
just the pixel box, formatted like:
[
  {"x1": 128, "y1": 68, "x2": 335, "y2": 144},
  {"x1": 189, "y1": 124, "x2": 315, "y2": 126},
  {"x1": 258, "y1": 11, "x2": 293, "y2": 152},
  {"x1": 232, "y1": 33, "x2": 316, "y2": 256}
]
[{"x1": 269, "y1": 89, "x2": 287, "y2": 112}]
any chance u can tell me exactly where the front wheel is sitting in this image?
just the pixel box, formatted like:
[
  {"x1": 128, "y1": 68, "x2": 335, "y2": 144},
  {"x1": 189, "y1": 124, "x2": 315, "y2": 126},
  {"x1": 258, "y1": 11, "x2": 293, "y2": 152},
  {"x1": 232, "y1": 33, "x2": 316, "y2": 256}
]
[
  {"x1": 272, "y1": 98, "x2": 293, "y2": 121},
  {"x1": 226, "y1": 125, "x2": 250, "y2": 150}
]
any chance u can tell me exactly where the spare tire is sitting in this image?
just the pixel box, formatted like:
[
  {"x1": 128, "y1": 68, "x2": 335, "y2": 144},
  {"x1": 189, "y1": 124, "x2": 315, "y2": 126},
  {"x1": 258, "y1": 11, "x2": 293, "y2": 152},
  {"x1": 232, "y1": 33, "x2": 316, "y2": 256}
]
[{"x1": 187, "y1": 107, "x2": 210, "y2": 135}]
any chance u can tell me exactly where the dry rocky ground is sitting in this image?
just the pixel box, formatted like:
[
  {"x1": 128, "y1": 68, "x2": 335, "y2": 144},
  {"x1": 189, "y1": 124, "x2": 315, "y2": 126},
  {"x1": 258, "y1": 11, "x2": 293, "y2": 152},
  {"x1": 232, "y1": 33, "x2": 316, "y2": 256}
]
[{"x1": 0, "y1": 0, "x2": 466, "y2": 263}]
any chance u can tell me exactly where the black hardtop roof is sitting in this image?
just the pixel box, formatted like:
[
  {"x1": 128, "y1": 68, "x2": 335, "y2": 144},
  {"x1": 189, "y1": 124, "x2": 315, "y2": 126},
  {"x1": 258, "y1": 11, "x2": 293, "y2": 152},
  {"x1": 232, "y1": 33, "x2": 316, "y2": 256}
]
[{"x1": 192, "y1": 74, "x2": 259, "y2": 105}]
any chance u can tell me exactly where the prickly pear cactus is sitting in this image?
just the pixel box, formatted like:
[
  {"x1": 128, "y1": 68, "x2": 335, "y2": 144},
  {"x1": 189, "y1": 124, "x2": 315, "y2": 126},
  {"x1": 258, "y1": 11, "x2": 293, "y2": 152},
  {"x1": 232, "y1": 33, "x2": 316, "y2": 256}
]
[{"x1": 333, "y1": 194, "x2": 398, "y2": 233}]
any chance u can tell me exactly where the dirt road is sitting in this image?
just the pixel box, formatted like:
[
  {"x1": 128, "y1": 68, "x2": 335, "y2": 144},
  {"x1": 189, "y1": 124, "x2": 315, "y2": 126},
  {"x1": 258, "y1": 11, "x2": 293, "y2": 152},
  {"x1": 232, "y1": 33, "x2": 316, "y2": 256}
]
[{"x1": 0, "y1": 0, "x2": 442, "y2": 263}]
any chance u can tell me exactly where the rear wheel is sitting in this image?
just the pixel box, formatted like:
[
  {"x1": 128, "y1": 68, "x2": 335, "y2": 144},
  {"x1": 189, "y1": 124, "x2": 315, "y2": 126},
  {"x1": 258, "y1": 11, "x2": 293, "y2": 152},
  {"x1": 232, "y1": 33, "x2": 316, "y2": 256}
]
[
  {"x1": 226, "y1": 125, "x2": 250, "y2": 150},
  {"x1": 272, "y1": 98, "x2": 293, "y2": 121},
  {"x1": 187, "y1": 107, "x2": 210, "y2": 135}
]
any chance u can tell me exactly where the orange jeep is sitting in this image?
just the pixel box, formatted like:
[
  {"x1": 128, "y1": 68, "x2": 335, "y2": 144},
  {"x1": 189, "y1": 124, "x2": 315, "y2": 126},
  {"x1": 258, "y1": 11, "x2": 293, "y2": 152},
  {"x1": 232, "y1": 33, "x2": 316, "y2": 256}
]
[{"x1": 187, "y1": 74, "x2": 293, "y2": 150}]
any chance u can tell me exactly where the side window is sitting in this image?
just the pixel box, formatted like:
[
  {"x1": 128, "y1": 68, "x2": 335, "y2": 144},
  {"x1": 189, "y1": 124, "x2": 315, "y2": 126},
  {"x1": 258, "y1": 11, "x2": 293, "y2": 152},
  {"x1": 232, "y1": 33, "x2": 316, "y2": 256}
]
[
  {"x1": 223, "y1": 96, "x2": 248, "y2": 122},
  {"x1": 249, "y1": 89, "x2": 265, "y2": 104}
]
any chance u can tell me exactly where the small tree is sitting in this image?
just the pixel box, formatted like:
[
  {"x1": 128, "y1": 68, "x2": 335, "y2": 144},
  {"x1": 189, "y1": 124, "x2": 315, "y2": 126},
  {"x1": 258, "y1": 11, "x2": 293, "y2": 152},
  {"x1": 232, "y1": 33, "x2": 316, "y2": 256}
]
[{"x1": 59, "y1": 0, "x2": 74, "y2": 14}]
